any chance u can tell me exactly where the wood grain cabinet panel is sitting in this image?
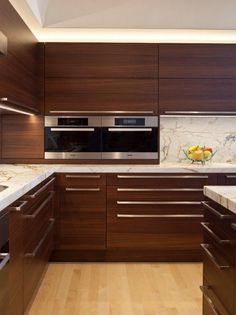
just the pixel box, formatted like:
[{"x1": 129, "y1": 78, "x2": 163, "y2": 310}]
[
  {"x1": 159, "y1": 44, "x2": 236, "y2": 79},
  {"x1": 159, "y1": 79, "x2": 236, "y2": 114}
]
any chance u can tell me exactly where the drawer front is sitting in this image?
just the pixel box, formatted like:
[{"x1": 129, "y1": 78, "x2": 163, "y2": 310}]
[
  {"x1": 0, "y1": 254, "x2": 9, "y2": 315},
  {"x1": 201, "y1": 243, "x2": 234, "y2": 315},
  {"x1": 57, "y1": 173, "x2": 106, "y2": 188},
  {"x1": 24, "y1": 219, "x2": 54, "y2": 309},
  {"x1": 58, "y1": 188, "x2": 106, "y2": 250},
  {"x1": 107, "y1": 173, "x2": 217, "y2": 188},
  {"x1": 218, "y1": 174, "x2": 236, "y2": 185}
]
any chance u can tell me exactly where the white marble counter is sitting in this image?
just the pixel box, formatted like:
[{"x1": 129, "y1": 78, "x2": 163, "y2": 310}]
[
  {"x1": 1, "y1": 162, "x2": 236, "y2": 212},
  {"x1": 204, "y1": 185, "x2": 236, "y2": 215}
]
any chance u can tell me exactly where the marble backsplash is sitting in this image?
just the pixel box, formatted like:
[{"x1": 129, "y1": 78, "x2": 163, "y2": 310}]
[{"x1": 160, "y1": 116, "x2": 236, "y2": 163}]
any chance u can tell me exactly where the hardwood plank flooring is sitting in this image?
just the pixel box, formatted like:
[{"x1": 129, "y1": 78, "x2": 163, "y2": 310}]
[{"x1": 28, "y1": 263, "x2": 202, "y2": 315}]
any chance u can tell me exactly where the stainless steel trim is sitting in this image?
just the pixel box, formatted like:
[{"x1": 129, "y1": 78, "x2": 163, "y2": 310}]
[
  {"x1": 200, "y1": 244, "x2": 231, "y2": 270},
  {"x1": 9, "y1": 200, "x2": 28, "y2": 212},
  {"x1": 25, "y1": 219, "x2": 54, "y2": 258},
  {"x1": 23, "y1": 191, "x2": 54, "y2": 219},
  {"x1": 50, "y1": 128, "x2": 95, "y2": 132},
  {"x1": 226, "y1": 175, "x2": 236, "y2": 179},
  {"x1": 102, "y1": 116, "x2": 158, "y2": 127},
  {"x1": 0, "y1": 32, "x2": 7, "y2": 56},
  {"x1": 117, "y1": 214, "x2": 203, "y2": 218},
  {"x1": 164, "y1": 111, "x2": 236, "y2": 115},
  {"x1": 102, "y1": 152, "x2": 158, "y2": 159},
  {"x1": 117, "y1": 175, "x2": 208, "y2": 179},
  {"x1": 200, "y1": 286, "x2": 221, "y2": 315},
  {"x1": 117, "y1": 201, "x2": 202, "y2": 205},
  {"x1": 108, "y1": 128, "x2": 153, "y2": 132},
  {"x1": 66, "y1": 188, "x2": 100, "y2": 192},
  {"x1": 66, "y1": 175, "x2": 101, "y2": 179},
  {"x1": 49, "y1": 110, "x2": 154, "y2": 114},
  {"x1": 25, "y1": 177, "x2": 55, "y2": 199},
  {"x1": 117, "y1": 188, "x2": 203, "y2": 192},
  {"x1": 0, "y1": 253, "x2": 10, "y2": 271},
  {"x1": 45, "y1": 152, "x2": 102, "y2": 159},
  {"x1": 45, "y1": 116, "x2": 101, "y2": 127},
  {"x1": 202, "y1": 201, "x2": 234, "y2": 219},
  {"x1": 201, "y1": 222, "x2": 232, "y2": 244}
]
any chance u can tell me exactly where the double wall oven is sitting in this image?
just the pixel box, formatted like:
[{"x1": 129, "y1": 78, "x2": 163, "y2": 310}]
[{"x1": 45, "y1": 116, "x2": 158, "y2": 160}]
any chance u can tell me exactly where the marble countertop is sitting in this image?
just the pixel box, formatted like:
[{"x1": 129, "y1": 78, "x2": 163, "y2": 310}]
[
  {"x1": 1, "y1": 162, "x2": 236, "y2": 212},
  {"x1": 204, "y1": 185, "x2": 236, "y2": 215}
]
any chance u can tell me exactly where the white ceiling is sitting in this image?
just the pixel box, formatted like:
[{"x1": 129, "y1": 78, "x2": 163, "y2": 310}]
[{"x1": 8, "y1": 0, "x2": 236, "y2": 42}]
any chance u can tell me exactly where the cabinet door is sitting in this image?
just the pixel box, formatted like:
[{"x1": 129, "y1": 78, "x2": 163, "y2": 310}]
[{"x1": 159, "y1": 79, "x2": 236, "y2": 114}]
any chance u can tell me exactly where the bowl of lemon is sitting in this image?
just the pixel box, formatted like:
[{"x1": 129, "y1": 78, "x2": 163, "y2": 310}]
[{"x1": 183, "y1": 145, "x2": 216, "y2": 165}]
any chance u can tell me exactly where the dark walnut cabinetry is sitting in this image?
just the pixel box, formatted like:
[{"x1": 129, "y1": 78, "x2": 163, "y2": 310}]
[
  {"x1": 6, "y1": 177, "x2": 55, "y2": 315},
  {"x1": 201, "y1": 199, "x2": 236, "y2": 315},
  {"x1": 44, "y1": 43, "x2": 158, "y2": 115},
  {"x1": 159, "y1": 44, "x2": 236, "y2": 114}
]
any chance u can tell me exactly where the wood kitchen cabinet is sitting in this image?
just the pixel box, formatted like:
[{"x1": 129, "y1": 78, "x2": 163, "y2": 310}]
[
  {"x1": 53, "y1": 174, "x2": 107, "y2": 261},
  {"x1": 44, "y1": 43, "x2": 158, "y2": 115},
  {"x1": 106, "y1": 173, "x2": 217, "y2": 261},
  {"x1": 217, "y1": 174, "x2": 236, "y2": 185},
  {"x1": 201, "y1": 199, "x2": 236, "y2": 315}
]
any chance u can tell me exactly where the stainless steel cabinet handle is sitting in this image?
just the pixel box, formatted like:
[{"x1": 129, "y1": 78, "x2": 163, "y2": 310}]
[
  {"x1": 117, "y1": 201, "x2": 202, "y2": 205},
  {"x1": 0, "y1": 253, "x2": 10, "y2": 270},
  {"x1": 201, "y1": 222, "x2": 232, "y2": 244},
  {"x1": 108, "y1": 128, "x2": 152, "y2": 132},
  {"x1": 66, "y1": 188, "x2": 100, "y2": 192},
  {"x1": 50, "y1": 128, "x2": 95, "y2": 132},
  {"x1": 164, "y1": 110, "x2": 236, "y2": 115},
  {"x1": 23, "y1": 191, "x2": 54, "y2": 219},
  {"x1": 200, "y1": 286, "x2": 221, "y2": 315},
  {"x1": 25, "y1": 177, "x2": 55, "y2": 199},
  {"x1": 117, "y1": 188, "x2": 203, "y2": 192},
  {"x1": 117, "y1": 214, "x2": 203, "y2": 218},
  {"x1": 49, "y1": 110, "x2": 154, "y2": 114},
  {"x1": 66, "y1": 175, "x2": 101, "y2": 179},
  {"x1": 9, "y1": 200, "x2": 28, "y2": 212},
  {"x1": 200, "y1": 244, "x2": 231, "y2": 270},
  {"x1": 25, "y1": 219, "x2": 55, "y2": 258},
  {"x1": 202, "y1": 201, "x2": 233, "y2": 219},
  {"x1": 117, "y1": 175, "x2": 209, "y2": 179},
  {"x1": 225, "y1": 175, "x2": 236, "y2": 179},
  {"x1": 231, "y1": 223, "x2": 236, "y2": 231}
]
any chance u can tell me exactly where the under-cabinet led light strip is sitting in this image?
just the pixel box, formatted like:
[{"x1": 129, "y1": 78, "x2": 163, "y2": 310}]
[{"x1": 0, "y1": 103, "x2": 35, "y2": 116}]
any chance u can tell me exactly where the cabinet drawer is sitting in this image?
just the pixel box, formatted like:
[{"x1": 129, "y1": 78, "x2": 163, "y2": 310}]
[
  {"x1": 107, "y1": 174, "x2": 216, "y2": 188},
  {"x1": 0, "y1": 253, "x2": 9, "y2": 315},
  {"x1": 201, "y1": 243, "x2": 234, "y2": 315},
  {"x1": 218, "y1": 174, "x2": 236, "y2": 185},
  {"x1": 57, "y1": 173, "x2": 106, "y2": 187}
]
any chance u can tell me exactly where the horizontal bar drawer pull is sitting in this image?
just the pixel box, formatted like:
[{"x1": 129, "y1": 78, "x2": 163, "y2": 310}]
[
  {"x1": 23, "y1": 191, "x2": 55, "y2": 219},
  {"x1": 9, "y1": 200, "x2": 28, "y2": 212},
  {"x1": 25, "y1": 219, "x2": 55, "y2": 258},
  {"x1": 200, "y1": 244, "x2": 231, "y2": 270},
  {"x1": 202, "y1": 201, "x2": 234, "y2": 220},
  {"x1": 108, "y1": 128, "x2": 152, "y2": 132},
  {"x1": 25, "y1": 177, "x2": 55, "y2": 199},
  {"x1": 201, "y1": 222, "x2": 232, "y2": 244},
  {"x1": 49, "y1": 110, "x2": 154, "y2": 114},
  {"x1": 117, "y1": 175, "x2": 209, "y2": 179},
  {"x1": 117, "y1": 214, "x2": 203, "y2": 218},
  {"x1": 225, "y1": 175, "x2": 236, "y2": 179},
  {"x1": 50, "y1": 128, "x2": 95, "y2": 132},
  {"x1": 117, "y1": 201, "x2": 202, "y2": 205},
  {"x1": 200, "y1": 286, "x2": 221, "y2": 315},
  {"x1": 164, "y1": 111, "x2": 236, "y2": 115},
  {"x1": 65, "y1": 175, "x2": 101, "y2": 179},
  {"x1": 0, "y1": 253, "x2": 10, "y2": 270},
  {"x1": 117, "y1": 188, "x2": 203, "y2": 192},
  {"x1": 231, "y1": 223, "x2": 236, "y2": 231},
  {"x1": 66, "y1": 188, "x2": 100, "y2": 192}
]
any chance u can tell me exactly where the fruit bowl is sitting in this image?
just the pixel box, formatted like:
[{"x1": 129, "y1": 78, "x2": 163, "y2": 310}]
[{"x1": 183, "y1": 146, "x2": 216, "y2": 165}]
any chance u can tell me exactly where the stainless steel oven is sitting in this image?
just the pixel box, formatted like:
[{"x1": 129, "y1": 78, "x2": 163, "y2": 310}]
[
  {"x1": 44, "y1": 116, "x2": 102, "y2": 159},
  {"x1": 101, "y1": 116, "x2": 158, "y2": 159}
]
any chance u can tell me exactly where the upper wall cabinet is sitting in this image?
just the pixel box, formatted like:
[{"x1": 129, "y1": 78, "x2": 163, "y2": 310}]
[
  {"x1": 0, "y1": 0, "x2": 39, "y2": 111},
  {"x1": 44, "y1": 43, "x2": 159, "y2": 115}
]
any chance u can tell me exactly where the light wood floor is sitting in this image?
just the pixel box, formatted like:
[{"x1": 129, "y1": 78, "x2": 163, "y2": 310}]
[{"x1": 28, "y1": 262, "x2": 202, "y2": 315}]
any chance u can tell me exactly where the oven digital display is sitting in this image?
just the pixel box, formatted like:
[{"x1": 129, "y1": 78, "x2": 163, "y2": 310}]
[
  {"x1": 58, "y1": 118, "x2": 88, "y2": 126},
  {"x1": 115, "y1": 118, "x2": 145, "y2": 126}
]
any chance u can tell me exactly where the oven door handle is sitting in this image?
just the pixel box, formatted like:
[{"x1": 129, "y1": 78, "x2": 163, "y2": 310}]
[
  {"x1": 108, "y1": 128, "x2": 153, "y2": 132},
  {"x1": 50, "y1": 128, "x2": 95, "y2": 132}
]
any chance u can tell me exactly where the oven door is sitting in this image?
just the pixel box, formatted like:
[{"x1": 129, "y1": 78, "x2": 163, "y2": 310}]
[
  {"x1": 45, "y1": 127, "x2": 102, "y2": 159},
  {"x1": 102, "y1": 127, "x2": 158, "y2": 159}
]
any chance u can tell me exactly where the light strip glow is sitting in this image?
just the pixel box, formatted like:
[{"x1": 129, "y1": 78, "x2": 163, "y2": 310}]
[{"x1": 0, "y1": 104, "x2": 35, "y2": 116}]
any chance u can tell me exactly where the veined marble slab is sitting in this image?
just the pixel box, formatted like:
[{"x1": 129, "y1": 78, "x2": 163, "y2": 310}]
[
  {"x1": 204, "y1": 186, "x2": 236, "y2": 215},
  {"x1": 1, "y1": 163, "x2": 236, "y2": 212}
]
